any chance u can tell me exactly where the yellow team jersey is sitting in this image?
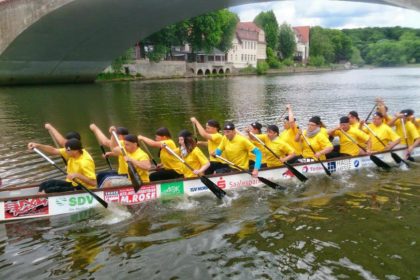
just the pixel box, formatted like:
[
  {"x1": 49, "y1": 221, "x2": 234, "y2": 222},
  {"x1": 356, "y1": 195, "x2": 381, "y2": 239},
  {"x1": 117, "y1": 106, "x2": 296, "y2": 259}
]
[
  {"x1": 279, "y1": 126, "x2": 302, "y2": 155},
  {"x1": 364, "y1": 123, "x2": 400, "y2": 152},
  {"x1": 180, "y1": 147, "x2": 209, "y2": 178},
  {"x1": 249, "y1": 133, "x2": 269, "y2": 164},
  {"x1": 320, "y1": 127, "x2": 329, "y2": 138},
  {"x1": 218, "y1": 134, "x2": 256, "y2": 170},
  {"x1": 117, "y1": 141, "x2": 126, "y2": 175},
  {"x1": 119, "y1": 148, "x2": 150, "y2": 183},
  {"x1": 66, "y1": 150, "x2": 96, "y2": 189},
  {"x1": 160, "y1": 139, "x2": 184, "y2": 174},
  {"x1": 333, "y1": 127, "x2": 369, "y2": 156},
  {"x1": 265, "y1": 137, "x2": 295, "y2": 168},
  {"x1": 59, "y1": 148, "x2": 89, "y2": 161},
  {"x1": 208, "y1": 133, "x2": 223, "y2": 162},
  {"x1": 301, "y1": 130, "x2": 333, "y2": 160},
  {"x1": 350, "y1": 122, "x2": 360, "y2": 129},
  {"x1": 394, "y1": 119, "x2": 419, "y2": 146}
]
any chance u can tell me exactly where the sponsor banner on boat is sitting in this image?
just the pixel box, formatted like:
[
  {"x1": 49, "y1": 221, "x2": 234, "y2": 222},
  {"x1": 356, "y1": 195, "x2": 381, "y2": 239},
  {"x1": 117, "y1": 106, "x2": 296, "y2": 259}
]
[
  {"x1": 160, "y1": 181, "x2": 185, "y2": 197},
  {"x1": 184, "y1": 179, "x2": 208, "y2": 195},
  {"x1": 4, "y1": 198, "x2": 49, "y2": 219},
  {"x1": 216, "y1": 175, "x2": 261, "y2": 190},
  {"x1": 104, "y1": 185, "x2": 157, "y2": 205},
  {"x1": 50, "y1": 192, "x2": 105, "y2": 215}
]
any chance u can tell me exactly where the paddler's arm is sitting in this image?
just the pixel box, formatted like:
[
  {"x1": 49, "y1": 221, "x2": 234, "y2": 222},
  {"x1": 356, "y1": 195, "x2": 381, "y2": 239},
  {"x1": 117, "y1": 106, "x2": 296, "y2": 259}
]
[
  {"x1": 251, "y1": 147, "x2": 262, "y2": 177},
  {"x1": 89, "y1": 123, "x2": 112, "y2": 147},
  {"x1": 137, "y1": 135, "x2": 163, "y2": 148},
  {"x1": 45, "y1": 123, "x2": 67, "y2": 147},
  {"x1": 28, "y1": 142, "x2": 60, "y2": 156},
  {"x1": 190, "y1": 117, "x2": 212, "y2": 140}
]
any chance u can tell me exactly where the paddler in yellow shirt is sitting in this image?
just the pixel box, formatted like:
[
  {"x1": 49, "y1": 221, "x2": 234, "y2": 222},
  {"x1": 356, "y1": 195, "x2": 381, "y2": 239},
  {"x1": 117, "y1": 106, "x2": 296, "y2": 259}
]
[
  {"x1": 296, "y1": 116, "x2": 333, "y2": 161},
  {"x1": 279, "y1": 104, "x2": 302, "y2": 158},
  {"x1": 388, "y1": 109, "x2": 420, "y2": 156},
  {"x1": 246, "y1": 122, "x2": 269, "y2": 168},
  {"x1": 190, "y1": 117, "x2": 229, "y2": 174},
  {"x1": 176, "y1": 130, "x2": 210, "y2": 178},
  {"x1": 28, "y1": 139, "x2": 97, "y2": 193},
  {"x1": 328, "y1": 116, "x2": 371, "y2": 157},
  {"x1": 264, "y1": 125, "x2": 296, "y2": 167},
  {"x1": 102, "y1": 134, "x2": 151, "y2": 187},
  {"x1": 214, "y1": 122, "x2": 262, "y2": 177},
  {"x1": 362, "y1": 112, "x2": 400, "y2": 152},
  {"x1": 138, "y1": 127, "x2": 184, "y2": 181}
]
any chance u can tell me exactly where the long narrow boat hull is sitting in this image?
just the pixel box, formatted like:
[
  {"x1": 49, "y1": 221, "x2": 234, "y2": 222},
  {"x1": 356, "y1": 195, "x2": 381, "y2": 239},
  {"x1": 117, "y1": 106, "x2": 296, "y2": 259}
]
[{"x1": 1, "y1": 147, "x2": 419, "y2": 222}]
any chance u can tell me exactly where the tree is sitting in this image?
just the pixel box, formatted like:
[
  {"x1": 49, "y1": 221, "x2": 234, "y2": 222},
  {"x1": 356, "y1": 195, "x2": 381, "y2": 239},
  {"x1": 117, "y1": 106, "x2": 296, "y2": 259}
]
[
  {"x1": 365, "y1": 40, "x2": 406, "y2": 66},
  {"x1": 254, "y1": 10, "x2": 279, "y2": 51},
  {"x1": 349, "y1": 46, "x2": 364, "y2": 66},
  {"x1": 278, "y1": 23, "x2": 296, "y2": 59},
  {"x1": 399, "y1": 31, "x2": 420, "y2": 63},
  {"x1": 309, "y1": 26, "x2": 335, "y2": 63}
]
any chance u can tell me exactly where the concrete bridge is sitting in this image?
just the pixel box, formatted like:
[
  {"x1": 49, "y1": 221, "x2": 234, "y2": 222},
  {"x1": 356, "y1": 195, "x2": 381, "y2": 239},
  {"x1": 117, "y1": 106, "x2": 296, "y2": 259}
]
[{"x1": 0, "y1": 0, "x2": 419, "y2": 85}]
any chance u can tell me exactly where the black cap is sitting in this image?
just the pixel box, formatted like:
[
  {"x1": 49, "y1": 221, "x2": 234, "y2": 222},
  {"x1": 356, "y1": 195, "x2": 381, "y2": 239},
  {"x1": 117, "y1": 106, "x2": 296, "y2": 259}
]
[
  {"x1": 250, "y1": 122, "x2": 262, "y2": 130},
  {"x1": 124, "y1": 134, "x2": 138, "y2": 144},
  {"x1": 223, "y1": 122, "x2": 235, "y2": 130},
  {"x1": 116, "y1": 127, "x2": 129, "y2": 136},
  {"x1": 373, "y1": 112, "x2": 384, "y2": 118},
  {"x1": 400, "y1": 109, "x2": 414, "y2": 116},
  {"x1": 267, "y1": 125, "x2": 279, "y2": 134},
  {"x1": 284, "y1": 116, "x2": 297, "y2": 121},
  {"x1": 309, "y1": 116, "x2": 321, "y2": 125},
  {"x1": 206, "y1": 120, "x2": 220, "y2": 130},
  {"x1": 348, "y1": 111, "x2": 359, "y2": 119},
  {"x1": 65, "y1": 131, "x2": 81, "y2": 141},
  {"x1": 65, "y1": 139, "x2": 83, "y2": 151},
  {"x1": 340, "y1": 116, "x2": 350, "y2": 124}
]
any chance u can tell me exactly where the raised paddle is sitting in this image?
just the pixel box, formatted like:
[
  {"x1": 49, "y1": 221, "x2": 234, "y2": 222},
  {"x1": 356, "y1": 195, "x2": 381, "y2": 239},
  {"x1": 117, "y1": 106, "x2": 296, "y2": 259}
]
[
  {"x1": 33, "y1": 147, "x2": 108, "y2": 208},
  {"x1": 162, "y1": 144, "x2": 226, "y2": 199},
  {"x1": 365, "y1": 103, "x2": 378, "y2": 123},
  {"x1": 100, "y1": 145, "x2": 113, "y2": 170},
  {"x1": 363, "y1": 124, "x2": 409, "y2": 167},
  {"x1": 215, "y1": 155, "x2": 286, "y2": 190},
  {"x1": 301, "y1": 133, "x2": 332, "y2": 176},
  {"x1": 140, "y1": 139, "x2": 158, "y2": 167},
  {"x1": 276, "y1": 108, "x2": 288, "y2": 123},
  {"x1": 249, "y1": 132, "x2": 308, "y2": 182},
  {"x1": 339, "y1": 129, "x2": 391, "y2": 170},
  {"x1": 111, "y1": 131, "x2": 142, "y2": 192}
]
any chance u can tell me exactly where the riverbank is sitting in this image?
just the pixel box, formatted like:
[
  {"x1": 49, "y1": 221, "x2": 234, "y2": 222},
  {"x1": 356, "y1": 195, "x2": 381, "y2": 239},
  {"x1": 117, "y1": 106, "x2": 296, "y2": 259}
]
[{"x1": 96, "y1": 64, "x2": 349, "y2": 83}]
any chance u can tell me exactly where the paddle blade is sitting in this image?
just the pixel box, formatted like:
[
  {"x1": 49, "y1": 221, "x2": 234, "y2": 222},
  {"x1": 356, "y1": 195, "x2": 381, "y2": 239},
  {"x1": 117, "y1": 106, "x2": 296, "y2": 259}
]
[
  {"x1": 391, "y1": 152, "x2": 410, "y2": 167},
  {"x1": 127, "y1": 163, "x2": 142, "y2": 193},
  {"x1": 284, "y1": 162, "x2": 308, "y2": 182},
  {"x1": 199, "y1": 176, "x2": 226, "y2": 199},
  {"x1": 370, "y1": 155, "x2": 391, "y2": 170},
  {"x1": 79, "y1": 185, "x2": 108, "y2": 208},
  {"x1": 257, "y1": 176, "x2": 286, "y2": 190},
  {"x1": 320, "y1": 162, "x2": 332, "y2": 176}
]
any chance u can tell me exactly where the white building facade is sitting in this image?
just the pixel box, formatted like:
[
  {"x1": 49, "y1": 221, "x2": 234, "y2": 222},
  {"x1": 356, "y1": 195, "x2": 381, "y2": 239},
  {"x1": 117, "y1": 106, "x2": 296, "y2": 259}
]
[{"x1": 227, "y1": 22, "x2": 267, "y2": 68}]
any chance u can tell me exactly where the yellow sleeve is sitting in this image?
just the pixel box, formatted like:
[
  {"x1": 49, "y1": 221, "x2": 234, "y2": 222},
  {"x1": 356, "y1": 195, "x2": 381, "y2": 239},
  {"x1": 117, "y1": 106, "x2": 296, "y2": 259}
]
[
  {"x1": 218, "y1": 136, "x2": 227, "y2": 151},
  {"x1": 194, "y1": 147, "x2": 209, "y2": 165}
]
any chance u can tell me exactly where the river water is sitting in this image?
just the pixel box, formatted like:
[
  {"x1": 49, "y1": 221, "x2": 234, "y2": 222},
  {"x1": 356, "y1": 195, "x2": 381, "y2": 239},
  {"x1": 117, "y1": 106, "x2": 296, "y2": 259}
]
[{"x1": 0, "y1": 68, "x2": 419, "y2": 279}]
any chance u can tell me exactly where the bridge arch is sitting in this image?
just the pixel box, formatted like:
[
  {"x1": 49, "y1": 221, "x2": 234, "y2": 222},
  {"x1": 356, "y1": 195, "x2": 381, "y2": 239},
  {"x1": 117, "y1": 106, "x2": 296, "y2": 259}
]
[{"x1": 0, "y1": 0, "x2": 419, "y2": 85}]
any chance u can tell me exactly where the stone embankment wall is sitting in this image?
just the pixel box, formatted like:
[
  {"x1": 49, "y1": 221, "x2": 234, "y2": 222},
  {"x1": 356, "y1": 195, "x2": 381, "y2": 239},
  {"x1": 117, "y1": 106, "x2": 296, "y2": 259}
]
[
  {"x1": 129, "y1": 61, "x2": 187, "y2": 78},
  {"x1": 0, "y1": 0, "x2": 73, "y2": 54}
]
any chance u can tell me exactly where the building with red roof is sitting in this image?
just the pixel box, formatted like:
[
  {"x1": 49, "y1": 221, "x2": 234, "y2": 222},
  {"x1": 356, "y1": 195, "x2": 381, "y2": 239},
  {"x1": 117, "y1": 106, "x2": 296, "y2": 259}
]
[
  {"x1": 227, "y1": 22, "x2": 267, "y2": 69},
  {"x1": 293, "y1": 26, "x2": 310, "y2": 63}
]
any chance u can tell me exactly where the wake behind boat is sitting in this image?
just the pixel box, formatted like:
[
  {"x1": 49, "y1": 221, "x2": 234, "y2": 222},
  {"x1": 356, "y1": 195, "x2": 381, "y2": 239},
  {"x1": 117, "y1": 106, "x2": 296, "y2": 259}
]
[{"x1": 1, "y1": 147, "x2": 418, "y2": 222}]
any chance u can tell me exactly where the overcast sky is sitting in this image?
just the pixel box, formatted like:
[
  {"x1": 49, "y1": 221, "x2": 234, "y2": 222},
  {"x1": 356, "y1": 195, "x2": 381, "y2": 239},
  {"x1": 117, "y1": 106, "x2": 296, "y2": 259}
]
[{"x1": 229, "y1": 0, "x2": 420, "y2": 29}]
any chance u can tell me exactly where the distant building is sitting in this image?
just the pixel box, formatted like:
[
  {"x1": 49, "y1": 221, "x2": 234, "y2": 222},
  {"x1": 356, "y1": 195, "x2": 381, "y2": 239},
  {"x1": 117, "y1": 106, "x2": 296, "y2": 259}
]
[
  {"x1": 293, "y1": 26, "x2": 310, "y2": 63},
  {"x1": 227, "y1": 22, "x2": 267, "y2": 68}
]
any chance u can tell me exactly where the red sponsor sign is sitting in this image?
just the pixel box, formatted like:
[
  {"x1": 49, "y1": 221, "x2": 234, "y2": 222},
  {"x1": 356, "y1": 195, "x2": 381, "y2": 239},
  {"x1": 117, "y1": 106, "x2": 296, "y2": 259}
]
[
  {"x1": 5, "y1": 198, "x2": 49, "y2": 219},
  {"x1": 216, "y1": 177, "x2": 226, "y2": 189},
  {"x1": 104, "y1": 185, "x2": 157, "y2": 205}
]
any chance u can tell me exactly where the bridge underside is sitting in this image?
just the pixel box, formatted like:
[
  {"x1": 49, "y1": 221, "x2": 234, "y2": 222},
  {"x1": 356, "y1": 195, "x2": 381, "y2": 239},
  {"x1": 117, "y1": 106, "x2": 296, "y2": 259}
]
[{"x1": 0, "y1": 0, "x2": 419, "y2": 85}]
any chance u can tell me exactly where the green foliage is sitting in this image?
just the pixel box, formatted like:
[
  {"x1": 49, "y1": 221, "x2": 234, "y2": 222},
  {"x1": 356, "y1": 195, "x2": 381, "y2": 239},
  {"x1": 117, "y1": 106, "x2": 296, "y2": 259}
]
[
  {"x1": 282, "y1": 58, "x2": 294, "y2": 66},
  {"x1": 142, "y1": 9, "x2": 238, "y2": 61},
  {"x1": 266, "y1": 47, "x2": 282, "y2": 68},
  {"x1": 239, "y1": 65, "x2": 257, "y2": 74},
  {"x1": 350, "y1": 46, "x2": 365, "y2": 66},
  {"x1": 308, "y1": 55, "x2": 325, "y2": 67},
  {"x1": 399, "y1": 31, "x2": 420, "y2": 63},
  {"x1": 256, "y1": 61, "x2": 269, "y2": 75},
  {"x1": 96, "y1": 72, "x2": 132, "y2": 80},
  {"x1": 253, "y1": 10, "x2": 279, "y2": 51},
  {"x1": 278, "y1": 23, "x2": 296, "y2": 59},
  {"x1": 365, "y1": 40, "x2": 406, "y2": 66},
  {"x1": 111, "y1": 48, "x2": 134, "y2": 73}
]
